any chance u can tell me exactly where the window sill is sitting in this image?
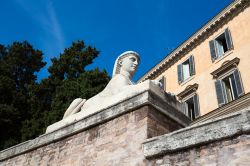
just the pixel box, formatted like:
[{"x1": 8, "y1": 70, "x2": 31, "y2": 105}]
[
  {"x1": 215, "y1": 50, "x2": 233, "y2": 64},
  {"x1": 180, "y1": 75, "x2": 195, "y2": 86}
]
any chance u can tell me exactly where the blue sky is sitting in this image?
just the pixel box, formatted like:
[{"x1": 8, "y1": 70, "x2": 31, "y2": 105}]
[{"x1": 0, "y1": 0, "x2": 232, "y2": 81}]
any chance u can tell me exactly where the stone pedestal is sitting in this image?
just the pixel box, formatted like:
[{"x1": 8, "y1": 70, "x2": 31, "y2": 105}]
[{"x1": 0, "y1": 82, "x2": 190, "y2": 165}]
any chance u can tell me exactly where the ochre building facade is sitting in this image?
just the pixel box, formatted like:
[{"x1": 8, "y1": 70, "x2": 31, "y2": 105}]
[{"x1": 139, "y1": 0, "x2": 250, "y2": 122}]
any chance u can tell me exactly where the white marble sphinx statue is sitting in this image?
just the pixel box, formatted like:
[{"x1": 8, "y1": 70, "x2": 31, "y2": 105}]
[
  {"x1": 63, "y1": 51, "x2": 161, "y2": 119},
  {"x1": 46, "y1": 51, "x2": 162, "y2": 133}
]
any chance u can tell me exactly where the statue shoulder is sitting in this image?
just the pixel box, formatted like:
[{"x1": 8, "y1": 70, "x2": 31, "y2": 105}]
[{"x1": 108, "y1": 74, "x2": 129, "y2": 86}]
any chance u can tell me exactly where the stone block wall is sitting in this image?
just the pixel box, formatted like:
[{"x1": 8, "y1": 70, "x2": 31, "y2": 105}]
[
  {"x1": 143, "y1": 109, "x2": 250, "y2": 166},
  {"x1": 148, "y1": 134, "x2": 250, "y2": 166},
  {"x1": 1, "y1": 86, "x2": 249, "y2": 166},
  {"x1": 0, "y1": 105, "x2": 183, "y2": 166}
]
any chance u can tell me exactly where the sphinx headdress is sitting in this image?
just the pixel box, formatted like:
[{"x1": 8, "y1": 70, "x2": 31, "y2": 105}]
[{"x1": 112, "y1": 51, "x2": 140, "y2": 77}]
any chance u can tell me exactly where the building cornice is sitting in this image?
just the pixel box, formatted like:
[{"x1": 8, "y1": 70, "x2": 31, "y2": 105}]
[
  {"x1": 138, "y1": 0, "x2": 249, "y2": 82},
  {"x1": 177, "y1": 83, "x2": 199, "y2": 100}
]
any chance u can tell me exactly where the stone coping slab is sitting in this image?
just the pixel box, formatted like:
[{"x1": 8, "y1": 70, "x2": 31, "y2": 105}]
[
  {"x1": 143, "y1": 109, "x2": 250, "y2": 158},
  {"x1": 0, "y1": 81, "x2": 190, "y2": 161},
  {"x1": 46, "y1": 80, "x2": 182, "y2": 133}
]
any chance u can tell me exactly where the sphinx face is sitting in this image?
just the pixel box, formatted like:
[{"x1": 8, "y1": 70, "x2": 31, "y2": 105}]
[{"x1": 120, "y1": 55, "x2": 139, "y2": 75}]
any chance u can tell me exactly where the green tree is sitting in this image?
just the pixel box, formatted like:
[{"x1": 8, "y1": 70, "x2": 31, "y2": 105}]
[
  {"x1": 46, "y1": 40, "x2": 110, "y2": 124},
  {"x1": 48, "y1": 40, "x2": 99, "y2": 80},
  {"x1": 49, "y1": 69, "x2": 109, "y2": 123},
  {"x1": 0, "y1": 42, "x2": 46, "y2": 149},
  {"x1": 0, "y1": 40, "x2": 110, "y2": 150},
  {"x1": 21, "y1": 40, "x2": 110, "y2": 141}
]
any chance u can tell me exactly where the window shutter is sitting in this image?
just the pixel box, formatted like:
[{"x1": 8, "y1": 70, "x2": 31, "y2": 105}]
[
  {"x1": 233, "y1": 69, "x2": 244, "y2": 97},
  {"x1": 181, "y1": 102, "x2": 187, "y2": 116},
  {"x1": 209, "y1": 40, "x2": 217, "y2": 62},
  {"x1": 215, "y1": 80, "x2": 226, "y2": 107},
  {"x1": 189, "y1": 55, "x2": 195, "y2": 75},
  {"x1": 193, "y1": 94, "x2": 200, "y2": 118},
  {"x1": 225, "y1": 28, "x2": 234, "y2": 50},
  {"x1": 230, "y1": 75, "x2": 238, "y2": 99},
  {"x1": 159, "y1": 76, "x2": 166, "y2": 90},
  {"x1": 177, "y1": 64, "x2": 183, "y2": 84}
]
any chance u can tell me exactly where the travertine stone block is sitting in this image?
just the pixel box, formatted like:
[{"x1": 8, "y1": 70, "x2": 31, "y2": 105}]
[{"x1": 0, "y1": 82, "x2": 189, "y2": 165}]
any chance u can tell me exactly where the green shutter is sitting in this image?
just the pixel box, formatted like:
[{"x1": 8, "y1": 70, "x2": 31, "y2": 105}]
[
  {"x1": 225, "y1": 28, "x2": 234, "y2": 50},
  {"x1": 233, "y1": 69, "x2": 244, "y2": 97},
  {"x1": 189, "y1": 55, "x2": 195, "y2": 75},
  {"x1": 177, "y1": 64, "x2": 183, "y2": 83},
  {"x1": 193, "y1": 94, "x2": 200, "y2": 118},
  {"x1": 215, "y1": 80, "x2": 226, "y2": 107},
  {"x1": 209, "y1": 40, "x2": 217, "y2": 62},
  {"x1": 230, "y1": 74, "x2": 238, "y2": 99}
]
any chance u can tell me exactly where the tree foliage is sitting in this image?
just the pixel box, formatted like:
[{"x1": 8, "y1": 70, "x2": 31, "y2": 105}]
[
  {"x1": 0, "y1": 41, "x2": 46, "y2": 149},
  {"x1": 0, "y1": 40, "x2": 110, "y2": 150}
]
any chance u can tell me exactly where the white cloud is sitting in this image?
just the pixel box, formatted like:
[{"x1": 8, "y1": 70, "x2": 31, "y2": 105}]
[
  {"x1": 13, "y1": 0, "x2": 65, "y2": 56},
  {"x1": 46, "y1": 1, "x2": 65, "y2": 53}
]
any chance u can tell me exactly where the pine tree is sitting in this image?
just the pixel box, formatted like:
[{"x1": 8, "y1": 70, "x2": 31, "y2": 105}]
[
  {"x1": 46, "y1": 40, "x2": 110, "y2": 125},
  {"x1": 0, "y1": 40, "x2": 110, "y2": 150},
  {"x1": 21, "y1": 40, "x2": 110, "y2": 141},
  {"x1": 0, "y1": 42, "x2": 46, "y2": 149}
]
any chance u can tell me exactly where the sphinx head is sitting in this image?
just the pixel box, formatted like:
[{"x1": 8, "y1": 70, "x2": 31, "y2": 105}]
[{"x1": 112, "y1": 51, "x2": 140, "y2": 78}]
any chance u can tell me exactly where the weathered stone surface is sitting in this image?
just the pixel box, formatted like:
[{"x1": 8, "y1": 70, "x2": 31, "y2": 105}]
[
  {"x1": 0, "y1": 85, "x2": 189, "y2": 165},
  {"x1": 147, "y1": 134, "x2": 250, "y2": 166},
  {"x1": 143, "y1": 109, "x2": 250, "y2": 158},
  {"x1": 46, "y1": 80, "x2": 188, "y2": 133},
  {"x1": 0, "y1": 105, "x2": 184, "y2": 166},
  {"x1": 2, "y1": 79, "x2": 249, "y2": 165}
]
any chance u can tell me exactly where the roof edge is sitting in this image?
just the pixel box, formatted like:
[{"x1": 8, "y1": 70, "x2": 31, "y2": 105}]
[{"x1": 138, "y1": 0, "x2": 249, "y2": 82}]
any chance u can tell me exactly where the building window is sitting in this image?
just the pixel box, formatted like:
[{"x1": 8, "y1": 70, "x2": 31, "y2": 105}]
[
  {"x1": 211, "y1": 58, "x2": 244, "y2": 107},
  {"x1": 177, "y1": 55, "x2": 195, "y2": 84},
  {"x1": 215, "y1": 69, "x2": 244, "y2": 107},
  {"x1": 177, "y1": 83, "x2": 200, "y2": 121},
  {"x1": 209, "y1": 28, "x2": 233, "y2": 62},
  {"x1": 181, "y1": 94, "x2": 200, "y2": 121},
  {"x1": 222, "y1": 74, "x2": 237, "y2": 102},
  {"x1": 159, "y1": 76, "x2": 166, "y2": 90}
]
